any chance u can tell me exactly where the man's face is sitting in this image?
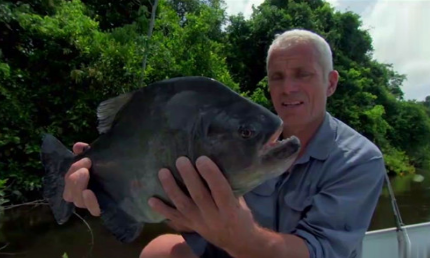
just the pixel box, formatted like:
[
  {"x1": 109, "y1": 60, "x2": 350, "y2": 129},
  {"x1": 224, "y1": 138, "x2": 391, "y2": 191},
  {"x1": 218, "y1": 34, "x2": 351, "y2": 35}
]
[{"x1": 267, "y1": 42, "x2": 338, "y2": 128}]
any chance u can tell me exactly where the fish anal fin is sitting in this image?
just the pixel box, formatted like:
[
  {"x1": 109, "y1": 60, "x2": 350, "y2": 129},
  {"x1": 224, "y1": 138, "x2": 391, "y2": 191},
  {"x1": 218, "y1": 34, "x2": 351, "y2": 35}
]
[
  {"x1": 88, "y1": 178, "x2": 144, "y2": 243},
  {"x1": 97, "y1": 91, "x2": 134, "y2": 134},
  {"x1": 100, "y1": 206, "x2": 145, "y2": 243}
]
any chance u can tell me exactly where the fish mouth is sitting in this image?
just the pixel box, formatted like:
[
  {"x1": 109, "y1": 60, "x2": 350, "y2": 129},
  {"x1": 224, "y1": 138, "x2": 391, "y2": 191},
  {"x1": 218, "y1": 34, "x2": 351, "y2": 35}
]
[
  {"x1": 229, "y1": 124, "x2": 300, "y2": 196},
  {"x1": 261, "y1": 126, "x2": 283, "y2": 152},
  {"x1": 259, "y1": 125, "x2": 301, "y2": 157}
]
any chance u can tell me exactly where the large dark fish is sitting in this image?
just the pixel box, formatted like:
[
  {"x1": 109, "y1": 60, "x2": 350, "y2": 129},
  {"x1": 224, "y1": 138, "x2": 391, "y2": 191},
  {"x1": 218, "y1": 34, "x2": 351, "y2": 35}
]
[{"x1": 40, "y1": 76, "x2": 301, "y2": 243}]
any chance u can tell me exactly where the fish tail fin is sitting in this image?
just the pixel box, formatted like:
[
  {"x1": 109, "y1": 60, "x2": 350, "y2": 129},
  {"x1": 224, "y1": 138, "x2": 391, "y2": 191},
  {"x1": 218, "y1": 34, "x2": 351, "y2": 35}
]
[
  {"x1": 40, "y1": 133, "x2": 76, "y2": 224},
  {"x1": 40, "y1": 134, "x2": 144, "y2": 242},
  {"x1": 89, "y1": 179, "x2": 145, "y2": 243}
]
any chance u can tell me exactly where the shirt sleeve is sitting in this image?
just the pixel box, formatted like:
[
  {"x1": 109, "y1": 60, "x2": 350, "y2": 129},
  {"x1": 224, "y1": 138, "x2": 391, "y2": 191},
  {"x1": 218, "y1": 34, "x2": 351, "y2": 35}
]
[
  {"x1": 181, "y1": 231, "x2": 209, "y2": 256},
  {"x1": 291, "y1": 156, "x2": 386, "y2": 258}
]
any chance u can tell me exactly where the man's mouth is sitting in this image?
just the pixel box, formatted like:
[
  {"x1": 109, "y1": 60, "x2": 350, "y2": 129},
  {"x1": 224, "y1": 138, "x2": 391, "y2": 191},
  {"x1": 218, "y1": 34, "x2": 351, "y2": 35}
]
[{"x1": 282, "y1": 101, "x2": 304, "y2": 107}]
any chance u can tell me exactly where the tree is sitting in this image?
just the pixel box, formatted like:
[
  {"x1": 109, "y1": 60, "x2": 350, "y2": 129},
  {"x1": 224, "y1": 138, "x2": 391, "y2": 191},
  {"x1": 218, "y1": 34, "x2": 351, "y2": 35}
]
[
  {"x1": 1, "y1": 0, "x2": 429, "y2": 203},
  {"x1": 0, "y1": 0, "x2": 237, "y2": 202}
]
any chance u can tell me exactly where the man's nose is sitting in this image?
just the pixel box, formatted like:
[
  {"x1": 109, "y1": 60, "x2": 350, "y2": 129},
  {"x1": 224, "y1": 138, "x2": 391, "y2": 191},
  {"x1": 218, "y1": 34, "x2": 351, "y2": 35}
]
[{"x1": 280, "y1": 78, "x2": 300, "y2": 94}]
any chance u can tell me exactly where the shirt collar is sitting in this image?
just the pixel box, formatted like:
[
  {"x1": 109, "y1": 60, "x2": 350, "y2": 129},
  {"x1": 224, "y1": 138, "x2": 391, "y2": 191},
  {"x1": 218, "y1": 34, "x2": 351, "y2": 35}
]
[
  {"x1": 251, "y1": 112, "x2": 337, "y2": 196},
  {"x1": 295, "y1": 111, "x2": 337, "y2": 164}
]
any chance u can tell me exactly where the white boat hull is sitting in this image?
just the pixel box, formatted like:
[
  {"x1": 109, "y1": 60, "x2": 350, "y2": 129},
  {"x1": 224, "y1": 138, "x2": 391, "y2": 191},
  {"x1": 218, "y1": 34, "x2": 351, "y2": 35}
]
[{"x1": 363, "y1": 222, "x2": 430, "y2": 258}]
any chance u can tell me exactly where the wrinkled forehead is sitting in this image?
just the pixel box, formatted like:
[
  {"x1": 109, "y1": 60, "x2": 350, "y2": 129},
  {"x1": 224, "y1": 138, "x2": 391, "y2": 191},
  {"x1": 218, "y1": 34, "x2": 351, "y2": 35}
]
[
  {"x1": 269, "y1": 42, "x2": 319, "y2": 63},
  {"x1": 267, "y1": 44, "x2": 322, "y2": 74}
]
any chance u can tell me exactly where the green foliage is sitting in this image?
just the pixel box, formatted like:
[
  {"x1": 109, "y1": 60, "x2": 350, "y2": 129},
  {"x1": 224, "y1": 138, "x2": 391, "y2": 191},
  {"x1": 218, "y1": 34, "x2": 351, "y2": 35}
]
[
  {"x1": 1, "y1": 0, "x2": 429, "y2": 203},
  {"x1": 0, "y1": 0, "x2": 237, "y2": 202},
  {"x1": 383, "y1": 148, "x2": 416, "y2": 176},
  {"x1": 0, "y1": 179, "x2": 9, "y2": 215},
  {"x1": 241, "y1": 76, "x2": 273, "y2": 112},
  {"x1": 146, "y1": 0, "x2": 238, "y2": 90}
]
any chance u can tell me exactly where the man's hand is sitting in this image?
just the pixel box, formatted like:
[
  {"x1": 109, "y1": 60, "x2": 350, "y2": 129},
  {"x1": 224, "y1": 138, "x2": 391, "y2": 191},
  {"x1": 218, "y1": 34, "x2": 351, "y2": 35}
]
[
  {"x1": 147, "y1": 156, "x2": 259, "y2": 255},
  {"x1": 63, "y1": 142, "x2": 101, "y2": 216},
  {"x1": 63, "y1": 142, "x2": 195, "y2": 234},
  {"x1": 165, "y1": 220, "x2": 194, "y2": 233}
]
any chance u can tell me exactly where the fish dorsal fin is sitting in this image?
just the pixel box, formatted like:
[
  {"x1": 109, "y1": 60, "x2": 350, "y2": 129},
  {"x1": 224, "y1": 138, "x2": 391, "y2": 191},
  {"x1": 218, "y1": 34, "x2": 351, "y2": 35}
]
[{"x1": 96, "y1": 91, "x2": 134, "y2": 134}]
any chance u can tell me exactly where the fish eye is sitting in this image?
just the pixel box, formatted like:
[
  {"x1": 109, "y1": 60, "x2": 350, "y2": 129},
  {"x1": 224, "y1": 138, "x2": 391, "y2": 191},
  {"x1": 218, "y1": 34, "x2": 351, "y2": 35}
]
[{"x1": 238, "y1": 125, "x2": 255, "y2": 139}]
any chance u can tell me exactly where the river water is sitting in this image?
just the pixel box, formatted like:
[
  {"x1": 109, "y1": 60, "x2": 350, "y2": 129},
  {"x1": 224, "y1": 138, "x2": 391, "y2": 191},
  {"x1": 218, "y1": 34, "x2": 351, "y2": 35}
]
[{"x1": 1, "y1": 169, "x2": 429, "y2": 258}]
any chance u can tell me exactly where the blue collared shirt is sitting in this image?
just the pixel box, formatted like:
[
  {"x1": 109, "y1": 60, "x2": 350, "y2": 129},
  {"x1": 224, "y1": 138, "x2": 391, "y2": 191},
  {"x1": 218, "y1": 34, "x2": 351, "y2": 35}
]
[{"x1": 183, "y1": 112, "x2": 386, "y2": 258}]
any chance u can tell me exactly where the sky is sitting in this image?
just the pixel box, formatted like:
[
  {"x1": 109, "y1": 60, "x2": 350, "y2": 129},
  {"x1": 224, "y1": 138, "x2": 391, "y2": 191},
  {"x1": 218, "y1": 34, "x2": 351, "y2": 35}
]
[{"x1": 223, "y1": 0, "x2": 430, "y2": 101}]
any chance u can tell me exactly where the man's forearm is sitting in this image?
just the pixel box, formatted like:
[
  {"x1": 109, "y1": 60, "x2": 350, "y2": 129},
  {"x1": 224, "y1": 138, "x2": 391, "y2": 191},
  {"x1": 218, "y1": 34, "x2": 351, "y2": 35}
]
[{"x1": 224, "y1": 225, "x2": 310, "y2": 258}]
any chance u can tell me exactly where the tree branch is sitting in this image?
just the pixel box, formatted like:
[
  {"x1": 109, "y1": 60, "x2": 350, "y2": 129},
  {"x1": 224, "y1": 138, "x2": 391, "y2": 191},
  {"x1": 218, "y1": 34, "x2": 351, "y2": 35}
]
[
  {"x1": 140, "y1": 0, "x2": 159, "y2": 87},
  {"x1": 1, "y1": 199, "x2": 48, "y2": 211}
]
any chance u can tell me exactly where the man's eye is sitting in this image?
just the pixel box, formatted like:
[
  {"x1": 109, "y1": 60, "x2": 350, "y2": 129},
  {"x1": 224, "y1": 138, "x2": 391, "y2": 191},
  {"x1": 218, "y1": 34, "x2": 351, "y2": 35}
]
[
  {"x1": 298, "y1": 72, "x2": 311, "y2": 78},
  {"x1": 270, "y1": 74, "x2": 282, "y2": 80}
]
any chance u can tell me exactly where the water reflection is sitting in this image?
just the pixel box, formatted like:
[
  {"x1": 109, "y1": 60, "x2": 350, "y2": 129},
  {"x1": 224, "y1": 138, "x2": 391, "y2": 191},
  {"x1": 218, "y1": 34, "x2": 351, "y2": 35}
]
[
  {"x1": 1, "y1": 170, "x2": 429, "y2": 258},
  {"x1": 369, "y1": 169, "x2": 430, "y2": 230},
  {"x1": 0, "y1": 206, "x2": 169, "y2": 258}
]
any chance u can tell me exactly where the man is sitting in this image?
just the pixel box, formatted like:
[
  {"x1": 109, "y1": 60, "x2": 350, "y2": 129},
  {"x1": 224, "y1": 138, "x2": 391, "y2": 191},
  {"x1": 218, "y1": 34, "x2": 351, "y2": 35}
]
[{"x1": 63, "y1": 29, "x2": 386, "y2": 258}]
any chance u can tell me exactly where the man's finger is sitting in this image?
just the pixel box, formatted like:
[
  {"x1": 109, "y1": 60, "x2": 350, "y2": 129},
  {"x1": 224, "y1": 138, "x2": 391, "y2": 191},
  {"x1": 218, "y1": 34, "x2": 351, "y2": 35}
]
[
  {"x1": 83, "y1": 190, "x2": 101, "y2": 216},
  {"x1": 65, "y1": 158, "x2": 91, "y2": 178},
  {"x1": 195, "y1": 156, "x2": 236, "y2": 209},
  {"x1": 148, "y1": 197, "x2": 185, "y2": 223},
  {"x1": 63, "y1": 158, "x2": 91, "y2": 202},
  {"x1": 158, "y1": 168, "x2": 196, "y2": 216},
  {"x1": 73, "y1": 142, "x2": 90, "y2": 154},
  {"x1": 165, "y1": 220, "x2": 194, "y2": 233},
  {"x1": 69, "y1": 167, "x2": 89, "y2": 208},
  {"x1": 175, "y1": 157, "x2": 216, "y2": 214}
]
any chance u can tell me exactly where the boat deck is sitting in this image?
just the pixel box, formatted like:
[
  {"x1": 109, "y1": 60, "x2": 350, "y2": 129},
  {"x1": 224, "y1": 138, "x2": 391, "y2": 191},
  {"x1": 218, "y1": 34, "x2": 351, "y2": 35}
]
[{"x1": 363, "y1": 222, "x2": 430, "y2": 258}]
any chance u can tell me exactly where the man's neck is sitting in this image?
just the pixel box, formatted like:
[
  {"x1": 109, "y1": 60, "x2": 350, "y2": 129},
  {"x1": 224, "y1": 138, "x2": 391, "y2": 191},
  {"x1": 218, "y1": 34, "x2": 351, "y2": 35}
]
[{"x1": 282, "y1": 114, "x2": 325, "y2": 158}]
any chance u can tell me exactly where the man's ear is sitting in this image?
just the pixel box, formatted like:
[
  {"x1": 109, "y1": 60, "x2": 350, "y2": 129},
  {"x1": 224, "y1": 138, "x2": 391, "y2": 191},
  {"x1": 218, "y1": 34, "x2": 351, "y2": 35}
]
[{"x1": 327, "y1": 70, "x2": 339, "y2": 97}]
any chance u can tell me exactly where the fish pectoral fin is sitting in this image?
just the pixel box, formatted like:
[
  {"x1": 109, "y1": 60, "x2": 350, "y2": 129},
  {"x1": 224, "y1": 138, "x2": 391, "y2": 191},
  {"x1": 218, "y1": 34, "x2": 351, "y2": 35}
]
[
  {"x1": 89, "y1": 180, "x2": 144, "y2": 243},
  {"x1": 96, "y1": 91, "x2": 134, "y2": 134}
]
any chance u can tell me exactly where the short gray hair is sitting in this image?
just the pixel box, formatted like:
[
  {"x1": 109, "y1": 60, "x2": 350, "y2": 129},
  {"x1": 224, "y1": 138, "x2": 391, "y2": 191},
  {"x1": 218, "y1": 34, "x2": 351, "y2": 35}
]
[{"x1": 266, "y1": 29, "x2": 333, "y2": 77}]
